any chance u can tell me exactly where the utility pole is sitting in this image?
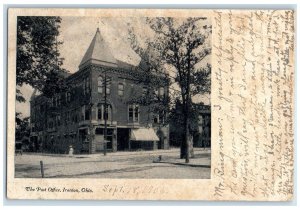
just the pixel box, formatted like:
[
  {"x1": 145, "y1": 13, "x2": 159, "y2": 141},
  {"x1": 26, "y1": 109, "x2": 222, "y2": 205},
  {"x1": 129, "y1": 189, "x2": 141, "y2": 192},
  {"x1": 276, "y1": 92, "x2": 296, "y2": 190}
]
[{"x1": 103, "y1": 68, "x2": 107, "y2": 156}]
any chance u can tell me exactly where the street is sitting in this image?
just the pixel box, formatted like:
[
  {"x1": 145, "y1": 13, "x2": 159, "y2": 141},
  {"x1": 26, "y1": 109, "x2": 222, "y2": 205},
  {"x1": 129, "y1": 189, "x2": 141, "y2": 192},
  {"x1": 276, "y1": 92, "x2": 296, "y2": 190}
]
[{"x1": 15, "y1": 148, "x2": 211, "y2": 179}]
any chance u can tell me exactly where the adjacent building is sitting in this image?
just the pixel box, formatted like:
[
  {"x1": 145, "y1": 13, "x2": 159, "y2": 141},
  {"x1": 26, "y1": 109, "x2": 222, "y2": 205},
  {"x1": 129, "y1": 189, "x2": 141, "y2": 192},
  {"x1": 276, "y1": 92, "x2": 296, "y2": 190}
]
[
  {"x1": 169, "y1": 103, "x2": 211, "y2": 148},
  {"x1": 29, "y1": 28, "x2": 170, "y2": 154},
  {"x1": 193, "y1": 104, "x2": 211, "y2": 148}
]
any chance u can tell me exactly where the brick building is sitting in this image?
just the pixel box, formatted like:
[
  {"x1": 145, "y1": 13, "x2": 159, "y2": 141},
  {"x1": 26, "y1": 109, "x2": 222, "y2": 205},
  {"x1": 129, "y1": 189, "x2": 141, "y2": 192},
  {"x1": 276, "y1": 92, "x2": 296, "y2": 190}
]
[{"x1": 29, "y1": 28, "x2": 170, "y2": 154}]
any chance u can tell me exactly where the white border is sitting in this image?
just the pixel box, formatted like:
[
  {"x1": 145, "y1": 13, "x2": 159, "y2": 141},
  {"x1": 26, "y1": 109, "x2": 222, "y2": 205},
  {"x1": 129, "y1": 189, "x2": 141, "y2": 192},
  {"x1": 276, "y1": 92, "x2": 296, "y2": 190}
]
[{"x1": 1, "y1": 0, "x2": 299, "y2": 208}]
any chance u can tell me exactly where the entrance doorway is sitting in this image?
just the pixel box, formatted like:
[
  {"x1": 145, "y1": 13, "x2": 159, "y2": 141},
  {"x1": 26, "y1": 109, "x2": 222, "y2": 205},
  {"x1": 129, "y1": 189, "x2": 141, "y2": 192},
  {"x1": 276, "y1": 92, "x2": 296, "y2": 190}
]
[
  {"x1": 117, "y1": 128, "x2": 130, "y2": 151},
  {"x1": 79, "y1": 128, "x2": 89, "y2": 153}
]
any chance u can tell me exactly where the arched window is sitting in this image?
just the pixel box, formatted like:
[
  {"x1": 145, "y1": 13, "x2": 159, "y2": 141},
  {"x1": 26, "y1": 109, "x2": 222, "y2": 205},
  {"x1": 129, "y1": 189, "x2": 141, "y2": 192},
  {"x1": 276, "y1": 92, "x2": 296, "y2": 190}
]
[
  {"x1": 118, "y1": 83, "x2": 124, "y2": 96},
  {"x1": 97, "y1": 104, "x2": 112, "y2": 121},
  {"x1": 153, "y1": 111, "x2": 165, "y2": 124},
  {"x1": 128, "y1": 104, "x2": 139, "y2": 122},
  {"x1": 98, "y1": 76, "x2": 103, "y2": 93}
]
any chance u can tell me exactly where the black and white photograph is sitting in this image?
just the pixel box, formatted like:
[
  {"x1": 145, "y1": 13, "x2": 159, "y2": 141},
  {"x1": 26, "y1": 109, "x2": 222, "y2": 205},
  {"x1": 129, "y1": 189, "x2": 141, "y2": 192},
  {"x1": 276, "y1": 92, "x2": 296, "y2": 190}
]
[{"x1": 14, "y1": 16, "x2": 212, "y2": 179}]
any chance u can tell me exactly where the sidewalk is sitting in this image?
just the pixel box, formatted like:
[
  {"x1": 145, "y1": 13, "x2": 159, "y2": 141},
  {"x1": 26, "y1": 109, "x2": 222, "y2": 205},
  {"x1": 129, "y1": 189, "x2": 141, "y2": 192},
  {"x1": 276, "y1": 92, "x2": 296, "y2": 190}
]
[
  {"x1": 15, "y1": 148, "x2": 211, "y2": 178},
  {"x1": 22, "y1": 147, "x2": 210, "y2": 158}
]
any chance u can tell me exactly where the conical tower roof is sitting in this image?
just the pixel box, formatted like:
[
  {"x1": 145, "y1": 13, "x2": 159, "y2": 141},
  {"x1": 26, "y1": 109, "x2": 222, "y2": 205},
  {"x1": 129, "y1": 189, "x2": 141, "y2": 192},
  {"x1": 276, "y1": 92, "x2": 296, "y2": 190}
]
[{"x1": 79, "y1": 28, "x2": 118, "y2": 68}]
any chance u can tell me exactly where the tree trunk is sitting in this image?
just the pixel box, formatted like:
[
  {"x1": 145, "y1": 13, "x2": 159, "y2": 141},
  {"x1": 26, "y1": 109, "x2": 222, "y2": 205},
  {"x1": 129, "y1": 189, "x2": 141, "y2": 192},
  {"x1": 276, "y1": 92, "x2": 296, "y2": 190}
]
[
  {"x1": 180, "y1": 133, "x2": 186, "y2": 159},
  {"x1": 181, "y1": 133, "x2": 195, "y2": 159},
  {"x1": 180, "y1": 96, "x2": 190, "y2": 163},
  {"x1": 185, "y1": 119, "x2": 190, "y2": 163},
  {"x1": 189, "y1": 134, "x2": 194, "y2": 158}
]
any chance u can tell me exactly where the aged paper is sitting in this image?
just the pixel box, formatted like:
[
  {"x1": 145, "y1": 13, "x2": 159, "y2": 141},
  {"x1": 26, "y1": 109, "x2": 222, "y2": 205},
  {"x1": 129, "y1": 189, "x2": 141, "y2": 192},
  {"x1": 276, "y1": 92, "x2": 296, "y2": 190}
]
[
  {"x1": 7, "y1": 8, "x2": 294, "y2": 200},
  {"x1": 212, "y1": 10, "x2": 294, "y2": 200}
]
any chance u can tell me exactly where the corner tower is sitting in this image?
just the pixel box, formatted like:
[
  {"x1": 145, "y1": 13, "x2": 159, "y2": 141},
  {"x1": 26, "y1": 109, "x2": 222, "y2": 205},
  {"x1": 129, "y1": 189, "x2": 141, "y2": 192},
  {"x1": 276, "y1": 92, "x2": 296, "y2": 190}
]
[{"x1": 79, "y1": 28, "x2": 118, "y2": 69}]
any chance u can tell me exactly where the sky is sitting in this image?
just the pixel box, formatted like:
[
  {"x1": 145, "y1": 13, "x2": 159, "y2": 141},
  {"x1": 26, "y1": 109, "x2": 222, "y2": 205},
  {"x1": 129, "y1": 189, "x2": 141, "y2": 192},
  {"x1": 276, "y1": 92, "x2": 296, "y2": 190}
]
[{"x1": 16, "y1": 17, "x2": 211, "y2": 118}]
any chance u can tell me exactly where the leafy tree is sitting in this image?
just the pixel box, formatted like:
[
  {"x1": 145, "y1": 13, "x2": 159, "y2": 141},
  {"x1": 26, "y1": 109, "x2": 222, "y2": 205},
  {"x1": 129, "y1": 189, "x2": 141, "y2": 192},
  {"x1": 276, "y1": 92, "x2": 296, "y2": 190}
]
[
  {"x1": 15, "y1": 113, "x2": 30, "y2": 142},
  {"x1": 129, "y1": 18, "x2": 211, "y2": 163},
  {"x1": 16, "y1": 16, "x2": 67, "y2": 103},
  {"x1": 127, "y1": 25, "x2": 170, "y2": 125}
]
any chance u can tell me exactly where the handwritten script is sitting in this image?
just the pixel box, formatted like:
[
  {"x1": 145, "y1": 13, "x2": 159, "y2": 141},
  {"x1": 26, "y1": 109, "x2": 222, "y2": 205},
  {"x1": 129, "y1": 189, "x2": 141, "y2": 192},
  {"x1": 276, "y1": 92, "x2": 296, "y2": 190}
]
[{"x1": 213, "y1": 10, "x2": 294, "y2": 201}]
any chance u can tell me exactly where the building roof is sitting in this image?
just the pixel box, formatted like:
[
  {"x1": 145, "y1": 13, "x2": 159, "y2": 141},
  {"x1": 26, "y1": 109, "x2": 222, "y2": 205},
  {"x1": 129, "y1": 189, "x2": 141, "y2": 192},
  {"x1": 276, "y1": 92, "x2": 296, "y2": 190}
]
[
  {"x1": 58, "y1": 70, "x2": 72, "y2": 78},
  {"x1": 79, "y1": 28, "x2": 118, "y2": 69}
]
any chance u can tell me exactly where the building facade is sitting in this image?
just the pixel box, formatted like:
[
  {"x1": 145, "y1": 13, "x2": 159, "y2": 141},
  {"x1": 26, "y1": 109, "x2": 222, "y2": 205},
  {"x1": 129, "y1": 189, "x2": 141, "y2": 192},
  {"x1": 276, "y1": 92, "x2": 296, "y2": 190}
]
[
  {"x1": 169, "y1": 103, "x2": 211, "y2": 148},
  {"x1": 29, "y1": 28, "x2": 170, "y2": 154},
  {"x1": 193, "y1": 104, "x2": 211, "y2": 148}
]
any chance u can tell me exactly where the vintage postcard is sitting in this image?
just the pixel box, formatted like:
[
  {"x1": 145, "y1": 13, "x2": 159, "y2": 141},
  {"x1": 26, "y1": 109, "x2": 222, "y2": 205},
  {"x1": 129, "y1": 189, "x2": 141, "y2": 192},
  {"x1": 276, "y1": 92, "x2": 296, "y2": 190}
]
[{"x1": 6, "y1": 8, "x2": 294, "y2": 200}]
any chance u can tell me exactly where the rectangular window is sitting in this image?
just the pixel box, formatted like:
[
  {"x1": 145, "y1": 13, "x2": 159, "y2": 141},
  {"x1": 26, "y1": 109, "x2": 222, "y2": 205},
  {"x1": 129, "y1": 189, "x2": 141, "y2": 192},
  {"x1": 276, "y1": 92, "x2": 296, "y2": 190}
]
[
  {"x1": 134, "y1": 106, "x2": 139, "y2": 122},
  {"x1": 66, "y1": 92, "x2": 71, "y2": 103},
  {"x1": 74, "y1": 113, "x2": 78, "y2": 123},
  {"x1": 67, "y1": 112, "x2": 71, "y2": 122},
  {"x1": 85, "y1": 106, "x2": 90, "y2": 120},
  {"x1": 128, "y1": 104, "x2": 139, "y2": 122},
  {"x1": 159, "y1": 87, "x2": 164, "y2": 97},
  {"x1": 98, "y1": 105, "x2": 103, "y2": 120},
  {"x1": 128, "y1": 106, "x2": 134, "y2": 121},
  {"x1": 83, "y1": 77, "x2": 90, "y2": 95},
  {"x1": 159, "y1": 112, "x2": 164, "y2": 124},
  {"x1": 155, "y1": 89, "x2": 159, "y2": 97},
  {"x1": 106, "y1": 78, "x2": 111, "y2": 94},
  {"x1": 104, "y1": 106, "x2": 108, "y2": 120},
  {"x1": 57, "y1": 115, "x2": 61, "y2": 126},
  {"x1": 81, "y1": 106, "x2": 85, "y2": 121},
  {"x1": 86, "y1": 77, "x2": 90, "y2": 94},
  {"x1": 142, "y1": 87, "x2": 147, "y2": 96},
  {"x1": 58, "y1": 94, "x2": 61, "y2": 106},
  {"x1": 98, "y1": 76, "x2": 103, "y2": 93},
  {"x1": 64, "y1": 93, "x2": 67, "y2": 103},
  {"x1": 50, "y1": 98, "x2": 54, "y2": 107},
  {"x1": 108, "y1": 105, "x2": 112, "y2": 121},
  {"x1": 118, "y1": 83, "x2": 124, "y2": 96},
  {"x1": 73, "y1": 110, "x2": 78, "y2": 123},
  {"x1": 83, "y1": 78, "x2": 86, "y2": 95},
  {"x1": 98, "y1": 76, "x2": 111, "y2": 94}
]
